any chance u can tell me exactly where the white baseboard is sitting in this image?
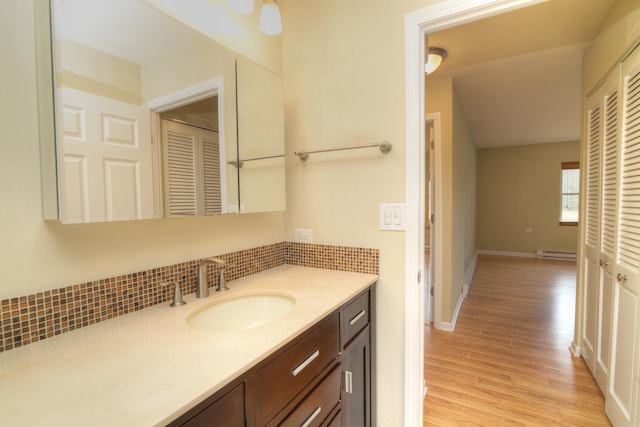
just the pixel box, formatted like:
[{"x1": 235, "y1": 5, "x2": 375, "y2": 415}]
[
  {"x1": 438, "y1": 294, "x2": 464, "y2": 332},
  {"x1": 570, "y1": 341, "x2": 581, "y2": 357},
  {"x1": 477, "y1": 249, "x2": 536, "y2": 258},
  {"x1": 462, "y1": 252, "x2": 478, "y2": 297}
]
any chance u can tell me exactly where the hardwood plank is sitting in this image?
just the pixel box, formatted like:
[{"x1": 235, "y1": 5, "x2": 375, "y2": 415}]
[{"x1": 424, "y1": 255, "x2": 611, "y2": 426}]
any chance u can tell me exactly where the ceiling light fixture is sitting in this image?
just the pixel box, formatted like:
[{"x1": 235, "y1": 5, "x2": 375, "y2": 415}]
[
  {"x1": 259, "y1": 0, "x2": 282, "y2": 36},
  {"x1": 425, "y1": 47, "x2": 447, "y2": 75},
  {"x1": 227, "y1": 0, "x2": 254, "y2": 14}
]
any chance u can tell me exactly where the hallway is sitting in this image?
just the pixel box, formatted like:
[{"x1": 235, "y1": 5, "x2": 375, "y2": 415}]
[{"x1": 423, "y1": 255, "x2": 611, "y2": 426}]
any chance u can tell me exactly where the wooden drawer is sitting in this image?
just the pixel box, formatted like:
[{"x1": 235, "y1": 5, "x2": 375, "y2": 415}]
[
  {"x1": 341, "y1": 291, "x2": 369, "y2": 348},
  {"x1": 251, "y1": 313, "x2": 340, "y2": 426},
  {"x1": 181, "y1": 383, "x2": 244, "y2": 427},
  {"x1": 278, "y1": 364, "x2": 341, "y2": 427}
]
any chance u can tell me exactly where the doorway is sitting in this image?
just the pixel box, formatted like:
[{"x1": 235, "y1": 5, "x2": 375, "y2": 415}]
[{"x1": 403, "y1": 1, "x2": 546, "y2": 424}]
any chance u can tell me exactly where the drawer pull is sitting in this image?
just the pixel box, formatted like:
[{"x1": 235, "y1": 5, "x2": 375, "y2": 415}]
[
  {"x1": 344, "y1": 370, "x2": 353, "y2": 394},
  {"x1": 292, "y1": 350, "x2": 320, "y2": 377},
  {"x1": 300, "y1": 406, "x2": 322, "y2": 427},
  {"x1": 349, "y1": 310, "x2": 366, "y2": 326}
]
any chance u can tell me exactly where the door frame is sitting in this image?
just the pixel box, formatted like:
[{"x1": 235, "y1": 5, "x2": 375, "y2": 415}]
[
  {"x1": 425, "y1": 112, "x2": 442, "y2": 327},
  {"x1": 146, "y1": 77, "x2": 227, "y2": 217},
  {"x1": 403, "y1": 0, "x2": 547, "y2": 424}
]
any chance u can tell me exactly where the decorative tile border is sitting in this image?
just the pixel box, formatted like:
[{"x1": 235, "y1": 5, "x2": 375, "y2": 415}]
[
  {"x1": 0, "y1": 242, "x2": 378, "y2": 353},
  {"x1": 287, "y1": 242, "x2": 379, "y2": 274}
]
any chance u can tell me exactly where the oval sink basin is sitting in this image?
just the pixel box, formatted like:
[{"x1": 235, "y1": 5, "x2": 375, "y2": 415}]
[{"x1": 187, "y1": 293, "x2": 295, "y2": 332}]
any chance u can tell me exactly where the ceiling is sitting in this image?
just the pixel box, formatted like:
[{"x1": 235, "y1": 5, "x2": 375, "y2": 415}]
[{"x1": 427, "y1": 0, "x2": 615, "y2": 148}]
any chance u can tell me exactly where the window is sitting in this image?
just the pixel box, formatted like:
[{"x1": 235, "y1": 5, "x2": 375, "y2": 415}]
[{"x1": 560, "y1": 161, "x2": 580, "y2": 225}]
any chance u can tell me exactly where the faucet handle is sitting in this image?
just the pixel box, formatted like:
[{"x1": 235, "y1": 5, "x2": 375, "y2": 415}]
[
  {"x1": 209, "y1": 258, "x2": 235, "y2": 270},
  {"x1": 160, "y1": 281, "x2": 186, "y2": 307}
]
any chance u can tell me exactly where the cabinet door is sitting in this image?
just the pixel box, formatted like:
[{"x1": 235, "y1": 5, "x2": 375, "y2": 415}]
[
  {"x1": 582, "y1": 69, "x2": 619, "y2": 394},
  {"x1": 606, "y1": 44, "x2": 640, "y2": 427},
  {"x1": 595, "y1": 71, "x2": 620, "y2": 391},
  {"x1": 341, "y1": 325, "x2": 371, "y2": 427},
  {"x1": 582, "y1": 84, "x2": 603, "y2": 373}
]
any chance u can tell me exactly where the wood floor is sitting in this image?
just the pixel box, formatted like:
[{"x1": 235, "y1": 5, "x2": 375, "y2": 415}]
[{"x1": 423, "y1": 255, "x2": 611, "y2": 426}]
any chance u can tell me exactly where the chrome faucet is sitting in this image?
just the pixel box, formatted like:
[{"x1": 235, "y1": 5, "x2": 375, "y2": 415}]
[{"x1": 196, "y1": 258, "x2": 229, "y2": 298}]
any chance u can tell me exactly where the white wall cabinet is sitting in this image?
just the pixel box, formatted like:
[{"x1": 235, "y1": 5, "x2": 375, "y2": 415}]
[{"x1": 581, "y1": 43, "x2": 640, "y2": 427}]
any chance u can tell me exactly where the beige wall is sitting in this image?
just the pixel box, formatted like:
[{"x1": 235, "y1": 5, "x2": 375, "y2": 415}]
[
  {"x1": 477, "y1": 141, "x2": 580, "y2": 254},
  {"x1": 282, "y1": 1, "x2": 407, "y2": 422},
  {"x1": 451, "y1": 82, "x2": 477, "y2": 309},
  {"x1": 57, "y1": 39, "x2": 143, "y2": 105},
  {"x1": 280, "y1": 0, "x2": 438, "y2": 423},
  {"x1": 0, "y1": 1, "x2": 285, "y2": 301},
  {"x1": 426, "y1": 78, "x2": 477, "y2": 323},
  {"x1": 582, "y1": 0, "x2": 640, "y2": 95}
]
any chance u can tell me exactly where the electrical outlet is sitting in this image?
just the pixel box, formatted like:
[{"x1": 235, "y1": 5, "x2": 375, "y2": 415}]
[
  {"x1": 295, "y1": 229, "x2": 313, "y2": 243},
  {"x1": 525, "y1": 227, "x2": 533, "y2": 233}
]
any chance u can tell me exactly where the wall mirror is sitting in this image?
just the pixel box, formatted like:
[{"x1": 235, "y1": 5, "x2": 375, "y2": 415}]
[
  {"x1": 45, "y1": 0, "x2": 285, "y2": 223},
  {"x1": 235, "y1": 55, "x2": 286, "y2": 213}
]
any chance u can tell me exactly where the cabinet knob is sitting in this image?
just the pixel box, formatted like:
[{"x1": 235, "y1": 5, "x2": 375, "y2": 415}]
[
  {"x1": 599, "y1": 259, "x2": 609, "y2": 267},
  {"x1": 617, "y1": 273, "x2": 627, "y2": 283}
]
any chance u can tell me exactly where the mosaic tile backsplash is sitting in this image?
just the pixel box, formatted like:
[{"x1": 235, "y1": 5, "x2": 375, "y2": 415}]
[{"x1": 0, "y1": 242, "x2": 378, "y2": 353}]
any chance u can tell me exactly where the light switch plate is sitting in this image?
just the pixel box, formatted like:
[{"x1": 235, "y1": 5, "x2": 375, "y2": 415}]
[{"x1": 380, "y1": 204, "x2": 406, "y2": 231}]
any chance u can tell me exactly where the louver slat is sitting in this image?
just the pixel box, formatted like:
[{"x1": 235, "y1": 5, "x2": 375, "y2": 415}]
[
  {"x1": 618, "y1": 67, "x2": 640, "y2": 269},
  {"x1": 202, "y1": 133, "x2": 222, "y2": 215},
  {"x1": 166, "y1": 130, "x2": 197, "y2": 216},
  {"x1": 601, "y1": 90, "x2": 619, "y2": 256},
  {"x1": 586, "y1": 106, "x2": 601, "y2": 248}
]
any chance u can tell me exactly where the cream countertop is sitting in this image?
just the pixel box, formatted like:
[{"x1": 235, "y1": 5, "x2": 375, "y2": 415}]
[{"x1": 0, "y1": 265, "x2": 377, "y2": 426}]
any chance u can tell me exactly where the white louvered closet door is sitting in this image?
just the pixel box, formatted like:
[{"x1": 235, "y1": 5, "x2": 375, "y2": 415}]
[
  {"x1": 200, "y1": 130, "x2": 223, "y2": 216},
  {"x1": 163, "y1": 120, "x2": 198, "y2": 216},
  {"x1": 595, "y1": 73, "x2": 619, "y2": 392},
  {"x1": 606, "y1": 44, "x2": 640, "y2": 427},
  {"x1": 582, "y1": 85, "x2": 603, "y2": 375},
  {"x1": 162, "y1": 120, "x2": 223, "y2": 217}
]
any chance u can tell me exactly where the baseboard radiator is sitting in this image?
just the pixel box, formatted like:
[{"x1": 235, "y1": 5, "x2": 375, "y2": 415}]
[{"x1": 536, "y1": 250, "x2": 577, "y2": 260}]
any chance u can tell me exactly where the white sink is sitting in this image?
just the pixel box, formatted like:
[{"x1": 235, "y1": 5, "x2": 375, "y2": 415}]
[{"x1": 187, "y1": 292, "x2": 295, "y2": 332}]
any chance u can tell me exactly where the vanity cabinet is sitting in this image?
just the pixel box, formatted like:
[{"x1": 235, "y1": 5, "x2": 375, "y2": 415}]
[{"x1": 167, "y1": 285, "x2": 375, "y2": 427}]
